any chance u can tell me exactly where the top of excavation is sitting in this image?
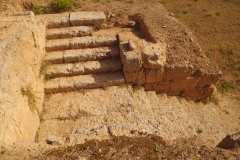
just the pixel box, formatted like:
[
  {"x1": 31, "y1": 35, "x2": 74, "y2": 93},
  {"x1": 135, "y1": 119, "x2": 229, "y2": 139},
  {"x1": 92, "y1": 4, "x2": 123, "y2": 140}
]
[{"x1": 70, "y1": 12, "x2": 106, "y2": 26}]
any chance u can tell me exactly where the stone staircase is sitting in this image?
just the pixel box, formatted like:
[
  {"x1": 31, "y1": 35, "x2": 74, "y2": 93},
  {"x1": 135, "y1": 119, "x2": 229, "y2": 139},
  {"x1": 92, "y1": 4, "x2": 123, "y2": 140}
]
[
  {"x1": 38, "y1": 12, "x2": 227, "y2": 147},
  {"x1": 38, "y1": 86, "x2": 227, "y2": 147},
  {"x1": 43, "y1": 12, "x2": 125, "y2": 94}
]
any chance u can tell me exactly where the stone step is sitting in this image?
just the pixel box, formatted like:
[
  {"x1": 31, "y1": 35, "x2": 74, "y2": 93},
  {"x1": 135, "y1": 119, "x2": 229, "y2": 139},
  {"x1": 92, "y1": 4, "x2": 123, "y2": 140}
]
[
  {"x1": 44, "y1": 72, "x2": 125, "y2": 93},
  {"x1": 70, "y1": 12, "x2": 106, "y2": 27},
  {"x1": 44, "y1": 46, "x2": 120, "y2": 64},
  {"x1": 45, "y1": 12, "x2": 106, "y2": 29},
  {"x1": 46, "y1": 26, "x2": 92, "y2": 40},
  {"x1": 45, "y1": 36, "x2": 117, "y2": 52},
  {"x1": 46, "y1": 59, "x2": 123, "y2": 78}
]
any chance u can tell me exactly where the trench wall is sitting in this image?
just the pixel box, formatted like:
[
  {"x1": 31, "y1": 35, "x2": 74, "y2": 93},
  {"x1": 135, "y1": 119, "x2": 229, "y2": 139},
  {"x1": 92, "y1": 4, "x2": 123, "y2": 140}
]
[{"x1": 0, "y1": 12, "x2": 45, "y2": 145}]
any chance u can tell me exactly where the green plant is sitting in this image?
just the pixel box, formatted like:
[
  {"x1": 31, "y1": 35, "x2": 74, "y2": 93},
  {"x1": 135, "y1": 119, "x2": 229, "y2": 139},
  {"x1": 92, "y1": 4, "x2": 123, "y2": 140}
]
[
  {"x1": 220, "y1": 45, "x2": 234, "y2": 55},
  {"x1": 209, "y1": 95, "x2": 219, "y2": 104},
  {"x1": 21, "y1": 85, "x2": 38, "y2": 112},
  {"x1": 52, "y1": 0, "x2": 76, "y2": 11},
  {"x1": 44, "y1": 74, "x2": 52, "y2": 82},
  {"x1": 182, "y1": 8, "x2": 189, "y2": 14},
  {"x1": 57, "y1": 116, "x2": 66, "y2": 121},
  {"x1": 69, "y1": 57, "x2": 78, "y2": 63},
  {"x1": 128, "y1": 0, "x2": 135, "y2": 3},
  {"x1": 205, "y1": 51, "x2": 211, "y2": 58},
  {"x1": 2, "y1": 5, "x2": 7, "y2": 11},
  {"x1": 32, "y1": 5, "x2": 43, "y2": 14},
  {"x1": 39, "y1": 61, "x2": 50, "y2": 77},
  {"x1": 103, "y1": 86, "x2": 107, "y2": 90},
  {"x1": 39, "y1": 113, "x2": 45, "y2": 123},
  {"x1": 144, "y1": 4, "x2": 149, "y2": 9},
  {"x1": 217, "y1": 80, "x2": 236, "y2": 92},
  {"x1": 207, "y1": 11, "x2": 221, "y2": 17},
  {"x1": 32, "y1": 5, "x2": 50, "y2": 14},
  {"x1": 155, "y1": 146, "x2": 161, "y2": 152}
]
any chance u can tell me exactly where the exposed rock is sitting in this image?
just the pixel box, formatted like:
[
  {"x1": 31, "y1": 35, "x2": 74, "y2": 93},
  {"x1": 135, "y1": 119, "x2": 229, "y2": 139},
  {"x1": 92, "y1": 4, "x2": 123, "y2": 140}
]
[
  {"x1": 142, "y1": 43, "x2": 166, "y2": 69},
  {"x1": 128, "y1": 39, "x2": 135, "y2": 51},
  {"x1": 46, "y1": 136, "x2": 65, "y2": 145},
  {"x1": 217, "y1": 132, "x2": 240, "y2": 149},
  {"x1": 0, "y1": 14, "x2": 45, "y2": 146},
  {"x1": 128, "y1": 21, "x2": 136, "y2": 27}
]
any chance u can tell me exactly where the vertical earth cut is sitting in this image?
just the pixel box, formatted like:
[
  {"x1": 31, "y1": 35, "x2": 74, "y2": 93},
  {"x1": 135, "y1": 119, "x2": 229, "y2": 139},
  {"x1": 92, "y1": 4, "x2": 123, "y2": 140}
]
[{"x1": 0, "y1": 12, "x2": 45, "y2": 145}]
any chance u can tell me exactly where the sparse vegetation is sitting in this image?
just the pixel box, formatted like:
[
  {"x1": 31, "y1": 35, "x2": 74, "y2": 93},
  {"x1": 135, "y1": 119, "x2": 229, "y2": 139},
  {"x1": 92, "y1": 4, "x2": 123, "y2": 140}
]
[
  {"x1": 220, "y1": 44, "x2": 234, "y2": 55},
  {"x1": 57, "y1": 116, "x2": 66, "y2": 121},
  {"x1": 205, "y1": 51, "x2": 211, "y2": 58},
  {"x1": 39, "y1": 113, "x2": 45, "y2": 123},
  {"x1": 39, "y1": 61, "x2": 53, "y2": 82},
  {"x1": 144, "y1": 4, "x2": 149, "y2": 9},
  {"x1": 69, "y1": 57, "x2": 78, "y2": 63},
  {"x1": 128, "y1": 0, "x2": 135, "y2": 3},
  {"x1": 32, "y1": 5, "x2": 50, "y2": 14},
  {"x1": 103, "y1": 85, "x2": 107, "y2": 90},
  {"x1": 209, "y1": 94, "x2": 219, "y2": 104},
  {"x1": 52, "y1": 0, "x2": 76, "y2": 12},
  {"x1": 155, "y1": 146, "x2": 161, "y2": 152},
  {"x1": 207, "y1": 10, "x2": 221, "y2": 17},
  {"x1": 21, "y1": 85, "x2": 38, "y2": 112},
  {"x1": 182, "y1": 8, "x2": 189, "y2": 14},
  {"x1": 217, "y1": 80, "x2": 236, "y2": 92},
  {"x1": 44, "y1": 74, "x2": 52, "y2": 82}
]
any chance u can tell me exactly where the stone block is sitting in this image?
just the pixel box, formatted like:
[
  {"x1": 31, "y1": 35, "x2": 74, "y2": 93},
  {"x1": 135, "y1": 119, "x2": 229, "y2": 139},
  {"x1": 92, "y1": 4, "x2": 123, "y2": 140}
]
[
  {"x1": 170, "y1": 77, "x2": 200, "y2": 92},
  {"x1": 142, "y1": 43, "x2": 166, "y2": 69},
  {"x1": 155, "y1": 81, "x2": 171, "y2": 93},
  {"x1": 124, "y1": 69, "x2": 145, "y2": 85},
  {"x1": 198, "y1": 74, "x2": 221, "y2": 87},
  {"x1": 119, "y1": 42, "x2": 142, "y2": 72},
  {"x1": 163, "y1": 66, "x2": 193, "y2": 81},
  {"x1": 145, "y1": 69, "x2": 164, "y2": 83},
  {"x1": 183, "y1": 85, "x2": 215, "y2": 100},
  {"x1": 70, "y1": 12, "x2": 106, "y2": 27}
]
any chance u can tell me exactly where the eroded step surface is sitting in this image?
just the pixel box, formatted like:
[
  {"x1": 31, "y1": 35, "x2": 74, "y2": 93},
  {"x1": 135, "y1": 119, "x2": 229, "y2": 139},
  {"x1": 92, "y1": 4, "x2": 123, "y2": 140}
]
[
  {"x1": 38, "y1": 86, "x2": 227, "y2": 146},
  {"x1": 46, "y1": 26, "x2": 92, "y2": 40},
  {"x1": 43, "y1": 12, "x2": 106, "y2": 29},
  {"x1": 46, "y1": 59, "x2": 122, "y2": 78},
  {"x1": 44, "y1": 46, "x2": 120, "y2": 64},
  {"x1": 70, "y1": 12, "x2": 106, "y2": 26},
  {"x1": 45, "y1": 36, "x2": 117, "y2": 52},
  {"x1": 44, "y1": 72, "x2": 125, "y2": 93}
]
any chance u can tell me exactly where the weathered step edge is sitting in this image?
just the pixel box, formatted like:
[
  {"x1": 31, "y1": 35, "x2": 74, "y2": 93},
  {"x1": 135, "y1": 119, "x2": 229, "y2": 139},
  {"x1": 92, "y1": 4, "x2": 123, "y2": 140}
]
[
  {"x1": 44, "y1": 46, "x2": 120, "y2": 64},
  {"x1": 44, "y1": 72, "x2": 125, "y2": 93},
  {"x1": 45, "y1": 36, "x2": 118, "y2": 52},
  {"x1": 46, "y1": 59, "x2": 123, "y2": 78},
  {"x1": 46, "y1": 12, "x2": 106, "y2": 29},
  {"x1": 46, "y1": 26, "x2": 92, "y2": 40}
]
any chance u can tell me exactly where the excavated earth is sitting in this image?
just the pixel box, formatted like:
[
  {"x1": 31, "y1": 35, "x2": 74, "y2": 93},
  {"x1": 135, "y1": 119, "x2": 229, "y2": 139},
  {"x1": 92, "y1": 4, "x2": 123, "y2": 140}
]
[{"x1": 0, "y1": 0, "x2": 240, "y2": 159}]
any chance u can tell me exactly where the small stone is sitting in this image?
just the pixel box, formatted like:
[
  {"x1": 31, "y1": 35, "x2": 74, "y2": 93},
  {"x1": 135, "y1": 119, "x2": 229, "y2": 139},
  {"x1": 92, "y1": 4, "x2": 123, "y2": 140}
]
[
  {"x1": 128, "y1": 39, "x2": 135, "y2": 51},
  {"x1": 100, "y1": 23, "x2": 108, "y2": 29},
  {"x1": 190, "y1": 38, "x2": 194, "y2": 42},
  {"x1": 163, "y1": 26, "x2": 167, "y2": 28},
  {"x1": 169, "y1": 13, "x2": 175, "y2": 16},
  {"x1": 128, "y1": 21, "x2": 135, "y2": 27}
]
